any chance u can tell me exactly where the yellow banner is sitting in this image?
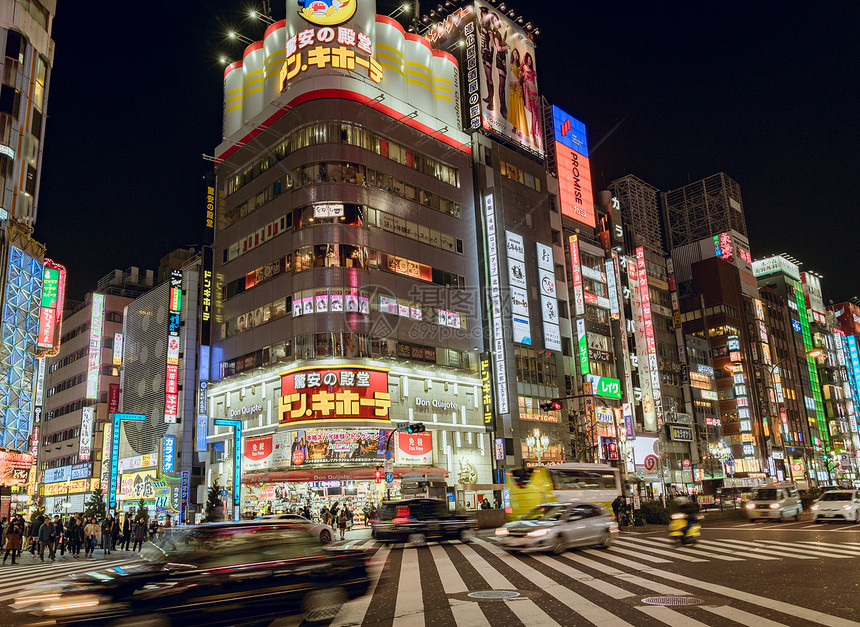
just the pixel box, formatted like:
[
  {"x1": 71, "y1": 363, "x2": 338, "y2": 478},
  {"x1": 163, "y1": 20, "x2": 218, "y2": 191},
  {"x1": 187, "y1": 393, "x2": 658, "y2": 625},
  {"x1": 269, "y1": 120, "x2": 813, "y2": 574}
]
[{"x1": 42, "y1": 479, "x2": 89, "y2": 496}]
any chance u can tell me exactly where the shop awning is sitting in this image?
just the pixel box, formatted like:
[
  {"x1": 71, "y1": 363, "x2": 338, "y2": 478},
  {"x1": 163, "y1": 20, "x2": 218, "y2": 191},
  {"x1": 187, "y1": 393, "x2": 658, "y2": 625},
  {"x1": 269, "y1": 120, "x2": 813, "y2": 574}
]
[{"x1": 242, "y1": 467, "x2": 448, "y2": 484}]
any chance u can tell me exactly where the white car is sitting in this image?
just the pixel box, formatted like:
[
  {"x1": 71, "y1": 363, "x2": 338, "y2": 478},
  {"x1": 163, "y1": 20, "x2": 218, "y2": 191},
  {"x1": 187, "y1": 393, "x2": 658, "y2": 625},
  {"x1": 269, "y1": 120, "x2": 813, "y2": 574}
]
[
  {"x1": 812, "y1": 490, "x2": 860, "y2": 523},
  {"x1": 495, "y1": 503, "x2": 618, "y2": 554},
  {"x1": 256, "y1": 513, "x2": 335, "y2": 543}
]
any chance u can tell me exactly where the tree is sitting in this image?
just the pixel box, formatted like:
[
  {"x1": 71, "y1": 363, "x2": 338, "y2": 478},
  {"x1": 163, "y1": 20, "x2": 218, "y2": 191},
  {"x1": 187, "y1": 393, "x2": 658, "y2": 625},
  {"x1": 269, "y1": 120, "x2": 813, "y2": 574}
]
[
  {"x1": 83, "y1": 487, "x2": 106, "y2": 521},
  {"x1": 135, "y1": 498, "x2": 149, "y2": 524},
  {"x1": 204, "y1": 480, "x2": 223, "y2": 522},
  {"x1": 28, "y1": 506, "x2": 45, "y2": 525}
]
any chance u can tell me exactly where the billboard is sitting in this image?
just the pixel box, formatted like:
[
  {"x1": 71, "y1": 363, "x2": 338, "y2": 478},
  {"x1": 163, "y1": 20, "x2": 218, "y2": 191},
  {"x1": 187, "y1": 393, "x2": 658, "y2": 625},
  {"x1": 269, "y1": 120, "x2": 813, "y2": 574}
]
[
  {"x1": 37, "y1": 260, "x2": 66, "y2": 356},
  {"x1": 396, "y1": 432, "x2": 433, "y2": 465},
  {"x1": 288, "y1": 429, "x2": 391, "y2": 466},
  {"x1": 86, "y1": 294, "x2": 105, "y2": 400},
  {"x1": 243, "y1": 434, "x2": 273, "y2": 471},
  {"x1": 79, "y1": 407, "x2": 94, "y2": 461},
  {"x1": 0, "y1": 451, "x2": 33, "y2": 487},
  {"x1": 164, "y1": 271, "x2": 182, "y2": 423},
  {"x1": 475, "y1": 0, "x2": 544, "y2": 156},
  {"x1": 279, "y1": 366, "x2": 391, "y2": 425},
  {"x1": 552, "y1": 106, "x2": 595, "y2": 228}
]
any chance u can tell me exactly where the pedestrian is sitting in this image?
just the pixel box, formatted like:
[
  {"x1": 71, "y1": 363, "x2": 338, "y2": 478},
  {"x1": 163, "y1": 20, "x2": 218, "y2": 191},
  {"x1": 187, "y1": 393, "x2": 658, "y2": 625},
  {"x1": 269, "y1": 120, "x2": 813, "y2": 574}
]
[
  {"x1": 27, "y1": 517, "x2": 38, "y2": 555},
  {"x1": 2, "y1": 518, "x2": 21, "y2": 565},
  {"x1": 84, "y1": 517, "x2": 100, "y2": 558},
  {"x1": 66, "y1": 516, "x2": 78, "y2": 558},
  {"x1": 611, "y1": 494, "x2": 625, "y2": 525},
  {"x1": 148, "y1": 519, "x2": 158, "y2": 540},
  {"x1": 0, "y1": 516, "x2": 6, "y2": 549},
  {"x1": 337, "y1": 509, "x2": 348, "y2": 540},
  {"x1": 54, "y1": 515, "x2": 65, "y2": 557},
  {"x1": 110, "y1": 514, "x2": 120, "y2": 551},
  {"x1": 132, "y1": 518, "x2": 147, "y2": 552},
  {"x1": 121, "y1": 515, "x2": 131, "y2": 551},
  {"x1": 37, "y1": 516, "x2": 53, "y2": 562},
  {"x1": 101, "y1": 516, "x2": 113, "y2": 555}
]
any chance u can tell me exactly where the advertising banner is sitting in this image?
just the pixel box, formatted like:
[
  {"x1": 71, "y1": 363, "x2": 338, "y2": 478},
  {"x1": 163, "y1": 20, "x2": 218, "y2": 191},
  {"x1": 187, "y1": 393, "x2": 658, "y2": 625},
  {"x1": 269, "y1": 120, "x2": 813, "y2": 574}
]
[
  {"x1": 396, "y1": 432, "x2": 433, "y2": 465},
  {"x1": 271, "y1": 430, "x2": 293, "y2": 468},
  {"x1": 79, "y1": 407, "x2": 94, "y2": 461},
  {"x1": 586, "y1": 375, "x2": 622, "y2": 399},
  {"x1": 37, "y1": 261, "x2": 65, "y2": 355},
  {"x1": 289, "y1": 429, "x2": 391, "y2": 466},
  {"x1": 43, "y1": 479, "x2": 89, "y2": 496},
  {"x1": 119, "y1": 453, "x2": 158, "y2": 473},
  {"x1": 243, "y1": 434, "x2": 274, "y2": 471},
  {"x1": 119, "y1": 468, "x2": 157, "y2": 500},
  {"x1": 112, "y1": 333, "x2": 123, "y2": 366},
  {"x1": 480, "y1": 355, "x2": 494, "y2": 428},
  {"x1": 552, "y1": 107, "x2": 595, "y2": 228},
  {"x1": 108, "y1": 383, "x2": 120, "y2": 415},
  {"x1": 86, "y1": 294, "x2": 105, "y2": 399},
  {"x1": 100, "y1": 423, "x2": 112, "y2": 493},
  {"x1": 279, "y1": 366, "x2": 391, "y2": 425},
  {"x1": 475, "y1": 0, "x2": 543, "y2": 156},
  {"x1": 0, "y1": 451, "x2": 34, "y2": 487},
  {"x1": 162, "y1": 436, "x2": 176, "y2": 474}
]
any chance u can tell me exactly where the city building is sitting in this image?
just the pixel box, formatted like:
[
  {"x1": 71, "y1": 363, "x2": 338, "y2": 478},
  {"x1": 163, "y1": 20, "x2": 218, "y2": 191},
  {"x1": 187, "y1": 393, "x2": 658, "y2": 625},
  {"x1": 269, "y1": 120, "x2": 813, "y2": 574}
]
[
  {"x1": 0, "y1": 0, "x2": 57, "y2": 515},
  {"x1": 111, "y1": 255, "x2": 199, "y2": 522},
  {"x1": 661, "y1": 172, "x2": 746, "y2": 250},
  {"x1": 206, "y1": 1, "x2": 491, "y2": 519},
  {"x1": 36, "y1": 267, "x2": 153, "y2": 514}
]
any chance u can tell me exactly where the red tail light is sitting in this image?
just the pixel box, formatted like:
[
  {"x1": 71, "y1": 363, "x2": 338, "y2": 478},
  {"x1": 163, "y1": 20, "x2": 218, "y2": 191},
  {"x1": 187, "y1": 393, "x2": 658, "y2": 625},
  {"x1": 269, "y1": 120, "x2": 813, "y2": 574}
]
[{"x1": 393, "y1": 506, "x2": 410, "y2": 523}]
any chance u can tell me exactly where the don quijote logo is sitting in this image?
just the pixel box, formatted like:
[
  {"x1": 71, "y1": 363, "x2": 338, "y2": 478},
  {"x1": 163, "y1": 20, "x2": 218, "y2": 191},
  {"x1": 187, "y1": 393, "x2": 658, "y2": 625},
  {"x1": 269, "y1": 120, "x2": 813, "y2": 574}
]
[
  {"x1": 229, "y1": 404, "x2": 263, "y2": 418},
  {"x1": 297, "y1": 0, "x2": 357, "y2": 26}
]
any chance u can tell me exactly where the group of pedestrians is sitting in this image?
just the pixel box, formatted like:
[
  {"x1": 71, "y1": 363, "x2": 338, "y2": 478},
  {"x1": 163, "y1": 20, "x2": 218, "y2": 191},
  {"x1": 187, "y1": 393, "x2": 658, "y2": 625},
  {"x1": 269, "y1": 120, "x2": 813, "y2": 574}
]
[
  {"x1": 318, "y1": 503, "x2": 355, "y2": 540},
  {"x1": 0, "y1": 513, "x2": 155, "y2": 565}
]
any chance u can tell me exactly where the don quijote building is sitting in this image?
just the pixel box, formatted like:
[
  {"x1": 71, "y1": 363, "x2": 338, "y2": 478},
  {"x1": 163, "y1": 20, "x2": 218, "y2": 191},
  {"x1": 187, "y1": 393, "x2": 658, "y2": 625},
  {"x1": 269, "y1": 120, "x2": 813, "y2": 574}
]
[{"x1": 204, "y1": 0, "x2": 496, "y2": 518}]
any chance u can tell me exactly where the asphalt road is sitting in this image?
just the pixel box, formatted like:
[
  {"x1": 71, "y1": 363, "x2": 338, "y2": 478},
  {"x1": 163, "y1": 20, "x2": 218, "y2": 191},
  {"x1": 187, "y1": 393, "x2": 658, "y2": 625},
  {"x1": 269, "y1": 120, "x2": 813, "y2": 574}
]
[{"x1": 1, "y1": 521, "x2": 859, "y2": 626}]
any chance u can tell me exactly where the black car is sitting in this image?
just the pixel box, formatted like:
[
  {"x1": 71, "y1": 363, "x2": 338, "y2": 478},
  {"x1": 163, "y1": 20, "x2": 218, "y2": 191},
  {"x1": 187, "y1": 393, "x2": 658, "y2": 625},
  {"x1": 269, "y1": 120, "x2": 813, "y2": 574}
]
[
  {"x1": 371, "y1": 498, "x2": 476, "y2": 544},
  {"x1": 13, "y1": 521, "x2": 372, "y2": 626}
]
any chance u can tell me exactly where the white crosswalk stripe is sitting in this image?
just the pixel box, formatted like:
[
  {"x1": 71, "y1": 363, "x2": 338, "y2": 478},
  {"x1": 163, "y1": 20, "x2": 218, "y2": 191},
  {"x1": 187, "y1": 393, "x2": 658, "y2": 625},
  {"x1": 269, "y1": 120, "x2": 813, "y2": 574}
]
[
  {"x1": 327, "y1": 537, "x2": 859, "y2": 626},
  {"x1": 0, "y1": 556, "x2": 141, "y2": 602},
  {"x1": 620, "y1": 536, "x2": 743, "y2": 561}
]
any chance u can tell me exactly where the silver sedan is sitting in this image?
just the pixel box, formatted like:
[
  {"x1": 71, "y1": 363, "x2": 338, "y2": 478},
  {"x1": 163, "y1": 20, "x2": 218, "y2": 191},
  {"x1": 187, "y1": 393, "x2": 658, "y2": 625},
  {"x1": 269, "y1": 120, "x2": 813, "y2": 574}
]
[
  {"x1": 257, "y1": 513, "x2": 335, "y2": 544},
  {"x1": 495, "y1": 503, "x2": 619, "y2": 554}
]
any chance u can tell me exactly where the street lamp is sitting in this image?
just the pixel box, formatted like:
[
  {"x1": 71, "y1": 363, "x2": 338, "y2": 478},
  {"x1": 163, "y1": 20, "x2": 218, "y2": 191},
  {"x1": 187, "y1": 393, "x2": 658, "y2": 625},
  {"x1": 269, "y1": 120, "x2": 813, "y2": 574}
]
[{"x1": 525, "y1": 429, "x2": 549, "y2": 465}]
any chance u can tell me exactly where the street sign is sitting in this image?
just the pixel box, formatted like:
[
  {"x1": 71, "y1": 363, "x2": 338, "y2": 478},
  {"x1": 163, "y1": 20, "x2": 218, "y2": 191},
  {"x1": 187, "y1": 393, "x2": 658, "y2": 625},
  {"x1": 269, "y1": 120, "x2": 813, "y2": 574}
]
[
  {"x1": 384, "y1": 472, "x2": 394, "y2": 483},
  {"x1": 395, "y1": 422, "x2": 409, "y2": 430},
  {"x1": 384, "y1": 450, "x2": 393, "y2": 460},
  {"x1": 384, "y1": 459, "x2": 393, "y2": 474}
]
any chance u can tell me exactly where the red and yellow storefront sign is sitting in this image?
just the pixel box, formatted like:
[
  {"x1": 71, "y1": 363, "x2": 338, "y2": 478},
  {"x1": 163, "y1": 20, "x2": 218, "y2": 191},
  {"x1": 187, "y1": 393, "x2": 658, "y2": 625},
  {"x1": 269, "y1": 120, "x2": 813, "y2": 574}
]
[{"x1": 279, "y1": 365, "x2": 391, "y2": 425}]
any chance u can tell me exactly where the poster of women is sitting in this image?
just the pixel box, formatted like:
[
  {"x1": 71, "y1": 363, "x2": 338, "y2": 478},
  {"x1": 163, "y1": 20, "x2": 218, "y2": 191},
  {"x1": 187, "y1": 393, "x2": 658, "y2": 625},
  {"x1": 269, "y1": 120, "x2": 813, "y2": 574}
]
[{"x1": 475, "y1": 0, "x2": 544, "y2": 157}]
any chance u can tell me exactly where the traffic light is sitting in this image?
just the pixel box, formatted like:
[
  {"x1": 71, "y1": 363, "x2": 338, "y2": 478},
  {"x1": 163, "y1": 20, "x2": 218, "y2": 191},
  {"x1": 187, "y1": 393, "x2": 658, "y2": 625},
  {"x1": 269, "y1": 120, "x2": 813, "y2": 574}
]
[
  {"x1": 374, "y1": 466, "x2": 382, "y2": 483},
  {"x1": 539, "y1": 399, "x2": 563, "y2": 412},
  {"x1": 406, "y1": 423, "x2": 426, "y2": 434}
]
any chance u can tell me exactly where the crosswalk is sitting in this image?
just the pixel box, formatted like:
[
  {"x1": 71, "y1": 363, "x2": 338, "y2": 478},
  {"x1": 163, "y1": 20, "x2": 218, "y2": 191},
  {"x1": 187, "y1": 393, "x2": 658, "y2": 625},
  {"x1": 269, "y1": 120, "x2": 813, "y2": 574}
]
[
  {"x1": 1, "y1": 536, "x2": 858, "y2": 626},
  {"x1": 724, "y1": 520, "x2": 860, "y2": 532},
  {"x1": 0, "y1": 553, "x2": 141, "y2": 603},
  {"x1": 320, "y1": 536, "x2": 860, "y2": 626}
]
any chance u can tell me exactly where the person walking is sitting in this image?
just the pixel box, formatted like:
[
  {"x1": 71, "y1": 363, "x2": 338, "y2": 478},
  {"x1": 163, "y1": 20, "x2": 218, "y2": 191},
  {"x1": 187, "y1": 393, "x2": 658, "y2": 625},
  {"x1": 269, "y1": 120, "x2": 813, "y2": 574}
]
[
  {"x1": 101, "y1": 516, "x2": 113, "y2": 555},
  {"x1": 337, "y1": 509, "x2": 348, "y2": 541},
  {"x1": 110, "y1": 514, "x2": 120, "y2": 551},
  {"x1": 84, "y1": 517, "x2": 100, "y2": 558},
  {"x1": 132, "y1": 518, "x2": 147, "y2": 552},
  {"x1": 66, "y1": 517, "x2": 79, "y2": 558},
  {"x1": 121, "y1": 515, "x2": 131, "y2": 551},
  {"x1": 2, "y1": 517, "x2": 22, "y2": 565},
  {"x1": 27, "y1": 517, "x2": 38, "y2": 555},
  {"x1": 54, "y1": 516, "x2": 65, "y2": 557},
  {"x1": 611, "y1": 494, "x2": 626, "y2": 525},
  {"x1": 37, "y1": 516, "x2": 53, "y2": 562}
]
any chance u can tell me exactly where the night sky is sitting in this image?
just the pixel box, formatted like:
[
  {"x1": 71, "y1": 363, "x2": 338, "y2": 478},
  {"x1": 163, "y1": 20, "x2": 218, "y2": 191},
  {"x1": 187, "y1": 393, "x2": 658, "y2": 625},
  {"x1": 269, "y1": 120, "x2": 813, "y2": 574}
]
[{"x1": 33, "y1": 1, "x2": 860, "y2": 303}]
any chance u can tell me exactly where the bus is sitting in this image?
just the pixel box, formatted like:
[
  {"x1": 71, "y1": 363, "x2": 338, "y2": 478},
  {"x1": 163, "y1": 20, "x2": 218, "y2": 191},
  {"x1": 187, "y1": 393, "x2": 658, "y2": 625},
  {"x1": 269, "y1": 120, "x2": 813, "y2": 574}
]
[{"x1": 504, "y1": 463, "x2": 622, "y2": 519}]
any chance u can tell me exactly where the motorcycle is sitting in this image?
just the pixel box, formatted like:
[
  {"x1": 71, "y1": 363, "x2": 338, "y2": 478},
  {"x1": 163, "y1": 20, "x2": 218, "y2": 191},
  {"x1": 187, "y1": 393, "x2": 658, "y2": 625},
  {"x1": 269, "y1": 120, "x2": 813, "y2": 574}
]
[{"x1": 669, "y1": 512, "x2": 701, "y2": 545}]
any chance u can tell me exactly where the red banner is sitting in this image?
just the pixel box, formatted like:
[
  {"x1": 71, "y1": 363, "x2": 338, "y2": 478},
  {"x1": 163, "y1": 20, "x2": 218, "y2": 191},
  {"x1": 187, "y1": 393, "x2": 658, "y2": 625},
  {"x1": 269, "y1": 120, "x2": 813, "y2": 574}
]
[
  {"x1": 279, "y1": 366, "x2": 391, "y2": 424},
  {"x1": 244, "y1": 435, "x2": 273, "y2": 461},
  {"x1": 109, "y1": 383, "x2": 120, "y2": 415}
]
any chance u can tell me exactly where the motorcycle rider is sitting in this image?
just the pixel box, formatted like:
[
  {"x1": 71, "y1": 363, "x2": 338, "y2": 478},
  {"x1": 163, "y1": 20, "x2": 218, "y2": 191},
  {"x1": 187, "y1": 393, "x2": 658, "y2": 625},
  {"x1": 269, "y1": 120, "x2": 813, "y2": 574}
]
[{"x1": 674, "y1": 495, "x2": 698, "y2": 539}]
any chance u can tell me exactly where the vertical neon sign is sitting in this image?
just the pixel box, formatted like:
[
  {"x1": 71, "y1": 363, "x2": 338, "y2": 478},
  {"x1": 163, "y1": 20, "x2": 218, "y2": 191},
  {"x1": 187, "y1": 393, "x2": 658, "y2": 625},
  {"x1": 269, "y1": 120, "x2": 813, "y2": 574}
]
[{"x1": 86, "y1": 294, "x2": 105, "y2": 400}]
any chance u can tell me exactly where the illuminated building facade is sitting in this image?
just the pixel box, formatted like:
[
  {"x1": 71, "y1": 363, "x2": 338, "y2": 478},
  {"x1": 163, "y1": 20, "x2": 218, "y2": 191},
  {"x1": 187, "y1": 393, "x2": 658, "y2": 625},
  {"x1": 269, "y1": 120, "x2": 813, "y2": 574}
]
[{"x1": 206, "y1": 1, "x2": 494, "y2": 518}]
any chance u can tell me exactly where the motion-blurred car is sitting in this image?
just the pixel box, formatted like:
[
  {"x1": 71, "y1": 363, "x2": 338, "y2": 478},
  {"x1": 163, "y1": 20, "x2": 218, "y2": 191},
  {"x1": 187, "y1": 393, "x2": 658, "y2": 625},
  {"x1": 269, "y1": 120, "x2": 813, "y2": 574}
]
[
  {"x1": 745, "y1": 483, "x2": 802, "y2": 521},
  {"x1": 495, "y1": 502, "x2": 618, "y2": 554},
  {"x1": 256, "y1": 513, "x2": 335, "y2": 544},
  {"x1": 371, "y1": 498, "x2": 476, "y2": 544},
  {"x1": 812, "y1": 490, "x2": 860, "y2": 523},
  {"x1": 12, "y1": 522, "x2": 372, "y2": 626}
]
